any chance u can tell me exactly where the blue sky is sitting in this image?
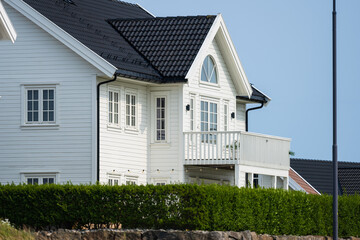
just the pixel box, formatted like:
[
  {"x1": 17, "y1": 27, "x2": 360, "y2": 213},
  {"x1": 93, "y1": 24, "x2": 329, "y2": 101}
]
[{"x1": 126, "y1": 0, "x2": 360, "y2": 162}]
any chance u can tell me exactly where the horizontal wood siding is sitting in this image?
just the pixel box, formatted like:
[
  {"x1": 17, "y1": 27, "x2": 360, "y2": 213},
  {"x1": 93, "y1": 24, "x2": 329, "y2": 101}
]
[
  {"x1": 0, "y1": 3, "x2": 100, "y2": 184},
  {"x1": 183, "y1": 38, "x2": 246, "y2": 133},
  {"x1": 149, "y1": 85, "x2": 182, "y2": 184},
  {"x1": 98, "y1": 81, "x2": 148, "y2": 185}
]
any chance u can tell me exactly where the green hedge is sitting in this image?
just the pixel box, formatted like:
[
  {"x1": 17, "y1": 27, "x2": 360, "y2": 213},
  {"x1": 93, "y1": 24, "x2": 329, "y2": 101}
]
[{"x1": 0, "y1": 184, "x2": 359, "y2": 236}]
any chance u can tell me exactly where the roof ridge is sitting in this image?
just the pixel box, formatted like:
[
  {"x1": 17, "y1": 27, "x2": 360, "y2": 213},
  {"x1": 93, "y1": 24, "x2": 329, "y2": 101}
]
[
  {"x1": 109, "y1": 15, "x2": 216, "y2": 22},
  {"x1": 110, "y1": 0, "x2": 140, "y2": 8}
]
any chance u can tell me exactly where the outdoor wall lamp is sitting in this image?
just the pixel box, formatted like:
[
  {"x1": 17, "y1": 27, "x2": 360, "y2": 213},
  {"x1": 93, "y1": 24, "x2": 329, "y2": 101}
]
[
  {"x1": 231, "y1": 112, "x2": 235, "y2": 119},
  {"x1": 185, "y1": 104, "x2": 190, "y2": 111}
]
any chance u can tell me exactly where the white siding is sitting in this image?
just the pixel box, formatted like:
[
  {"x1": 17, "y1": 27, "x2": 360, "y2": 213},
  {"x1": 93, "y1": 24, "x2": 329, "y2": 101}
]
[
  {"x1": 0, "y1": 3, "x2": 100, "y2": 184},
  {"x1": 183, "y1": 38, "x2": 246, "y2": 133},
  {"x1": 148, "y1": 85, "x2": 183, "y2": 184},
  {"x1": 98, "y1": 80, "x2": 148, "y2": 185}
]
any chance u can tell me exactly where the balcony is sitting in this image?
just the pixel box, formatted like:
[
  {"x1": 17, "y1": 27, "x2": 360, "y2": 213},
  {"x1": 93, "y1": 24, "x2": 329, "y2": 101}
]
[{"x1": 183, "y1": 131, "x2": 290, "y2": 170}]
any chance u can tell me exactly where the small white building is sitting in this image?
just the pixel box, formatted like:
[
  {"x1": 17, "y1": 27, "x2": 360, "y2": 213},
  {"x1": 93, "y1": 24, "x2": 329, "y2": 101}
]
[{"x1": 0, "y1": 0, "x2": 290, "y2": 189}]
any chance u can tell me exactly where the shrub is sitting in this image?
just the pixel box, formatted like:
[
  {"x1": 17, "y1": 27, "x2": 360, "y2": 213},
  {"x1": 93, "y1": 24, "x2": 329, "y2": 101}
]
[{"x1": 0, "y1": 183, "x2": 359, "y2": 237}]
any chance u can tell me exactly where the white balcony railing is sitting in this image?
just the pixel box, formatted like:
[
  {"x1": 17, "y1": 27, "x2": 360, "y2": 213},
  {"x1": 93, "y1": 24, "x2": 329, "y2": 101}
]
[{"x1": 183, "y1": 131, "x2": 290, "y2": 169}]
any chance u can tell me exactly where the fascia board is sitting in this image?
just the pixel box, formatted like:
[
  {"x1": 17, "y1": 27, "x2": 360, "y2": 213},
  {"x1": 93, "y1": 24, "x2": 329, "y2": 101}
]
[
  {"x1": 186, "y1": 14, "x2": 252, "y2": 98},
  {"x1": 5, "y1": 0, "x2": 116, "y2": 77},
  {"x1": 0, "y1": 0, "x2": 17, "y2": 42},
  {"x1": 290, "y1": 167, "x2": 321, "y2": 195}
]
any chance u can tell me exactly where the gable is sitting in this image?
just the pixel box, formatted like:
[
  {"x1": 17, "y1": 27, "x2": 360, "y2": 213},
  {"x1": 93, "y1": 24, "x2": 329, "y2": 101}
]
[
  {"x1": 5, "y1": 0, "x2": 118, "y2": 77},
  {"x1": 186, "y1": 14, "x2": 252, "y2": 98},
  {"x1": 0, "y1": 0, "x2": 16, "y2": 42},
  {"x1": 0, "y1": 2, "x2": 102, "y2": 77}
]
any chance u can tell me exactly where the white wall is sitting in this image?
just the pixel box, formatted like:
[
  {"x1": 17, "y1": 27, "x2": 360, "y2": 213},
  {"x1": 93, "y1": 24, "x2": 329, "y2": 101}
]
[
  {"x1": 0, "y1": 3, "x2": 100, "y2": 184},
  {"x1": 183, "y1": 38, "x2": 246, "y2": 133},
  {"x1": 98, "y1": 80, "x2": 148, "y2": 185},
  {"x1": 148, "y1": 85, "x2": 183, "y2": 184}
]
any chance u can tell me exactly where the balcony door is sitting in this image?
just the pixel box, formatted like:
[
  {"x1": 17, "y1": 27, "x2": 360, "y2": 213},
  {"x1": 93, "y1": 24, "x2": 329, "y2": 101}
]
[{"x1": 200, "y1": 100, "x2": 217, "y2": 143}]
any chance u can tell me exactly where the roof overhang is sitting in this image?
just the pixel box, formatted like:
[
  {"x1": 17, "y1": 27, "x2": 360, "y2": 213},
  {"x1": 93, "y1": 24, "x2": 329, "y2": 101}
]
[
  {"x1": 4, "y1": 0, "x2": 117, "y2": 77},
  {"x1": 0, "y1": 0, "x2": 17, "y2": 42},
  {"x1": 185, "y1": 14, "x2": 252, "y2": 98}
]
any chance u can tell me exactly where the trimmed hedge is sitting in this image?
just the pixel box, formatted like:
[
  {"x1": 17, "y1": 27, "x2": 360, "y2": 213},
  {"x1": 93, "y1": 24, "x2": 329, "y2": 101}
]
[{"x1": 0, "y1": 184, "x2": 359, "y2": 237}]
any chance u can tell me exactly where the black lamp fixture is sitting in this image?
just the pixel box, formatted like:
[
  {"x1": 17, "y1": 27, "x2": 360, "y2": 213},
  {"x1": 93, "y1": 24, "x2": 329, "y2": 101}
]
[
  {"x1": 185, "y1": 104, "x2": 190, "y2": 111},
  {"x1": 231, "y1": 112, "x2": 235, "y2": 119}
]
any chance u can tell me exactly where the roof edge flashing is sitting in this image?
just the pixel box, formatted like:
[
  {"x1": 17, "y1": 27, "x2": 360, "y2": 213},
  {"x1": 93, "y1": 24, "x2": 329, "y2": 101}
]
[{"x1": 0, "y1": 0, "x2": 17, "y2": 43}]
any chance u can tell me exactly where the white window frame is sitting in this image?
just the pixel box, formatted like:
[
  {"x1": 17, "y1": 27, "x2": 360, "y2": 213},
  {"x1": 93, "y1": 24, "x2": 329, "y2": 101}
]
[
  {"x1": 200, "y1": 55, "x2": 219, "y2": 87},
  {"x1": 125, "y1": 89, "x2": 138, "y2": 130},
  {"x1": 125, "y1": 176, "x2": 138, "y2": 185},
  {"x1": 200, "y1": 97, "x2": 219, "y2": 143},
  {"x1": 224, "y1": 101, "x2": 229, "y2": 131},
  {"x1": 21, "y1": 84, "x2": 58, "y2": 127},
  {"x1": 108, "y1": 87, "x2": 120, "y2": 128},
  {"x1": 107, "y1": 173, "x2": 121, "y2": 186},
  {"x1": 151, "y1": 91, "x2": 169, "y2": 143},
  {"x1": 22, "y1": 173, "x2": 57, "y2": 185},
  {"x1": 189, "y1": 94, "x2": 196, "y2": 131},
  {"x1": 153, "y1": 178, "x2": 169, "y2": 186}
]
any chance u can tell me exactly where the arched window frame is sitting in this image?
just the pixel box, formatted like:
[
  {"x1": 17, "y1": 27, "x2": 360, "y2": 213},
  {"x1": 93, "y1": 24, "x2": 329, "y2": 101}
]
[{"x1": 200, "y1": 55, "x2": 218, "y2": 85}]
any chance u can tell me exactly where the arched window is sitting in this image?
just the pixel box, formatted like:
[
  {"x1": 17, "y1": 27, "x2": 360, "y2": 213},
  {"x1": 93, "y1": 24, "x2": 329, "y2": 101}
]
[{"x1": 201, "y1": 55, "x2": 217, "y2": 84}]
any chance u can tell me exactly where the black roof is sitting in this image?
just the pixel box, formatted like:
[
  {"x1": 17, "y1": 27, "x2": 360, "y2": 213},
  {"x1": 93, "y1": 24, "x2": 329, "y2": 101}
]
[
  {"x1": 291, "y1": 158, "x2": 360, "y2": 195},
  {"x1": 22, "y1": 0, "x2": 215, "y2": 83},
  {"x1": 23, "y1": 0, "x2": 161, "y2": 81},
  {"x1": 109, "y1": 16, "x2": 215, "y2": 81},
  {"x1": 237, "y1": 85, "x2": 270, "y2": 104}
]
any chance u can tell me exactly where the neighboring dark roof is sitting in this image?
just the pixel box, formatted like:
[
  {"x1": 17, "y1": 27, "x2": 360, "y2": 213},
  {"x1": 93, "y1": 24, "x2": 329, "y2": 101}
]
[
  {"x1": 109, "y1": 16, "x2": 216, "y2": 80},
  {"x1": 237, "y1": 85, "x2": 270, "y2": 104},
  {"x1": 291, "y1": 158, "x2": 360, "y2": 195},
  {"x1": 22, "y1": 0, "x2": 162, "y2": 81}
]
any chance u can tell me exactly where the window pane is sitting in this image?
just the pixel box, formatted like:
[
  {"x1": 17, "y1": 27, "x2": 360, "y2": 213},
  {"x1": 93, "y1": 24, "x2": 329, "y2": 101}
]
[
  {"x1": 49, "y1": 112, "x2": 54, "y2": 122},
  {"x1": 43, "y1": 112, "x2": 48, "y2": 121},
  {"x1": 34, "y1": 101, "x2": 38, "y2": 110},
  {"x1": 34, "y1": 112, "x2": 38, "y2": 121},
  {"x1": 131, "y1": 95, "x2": 135, "y2": 105},
  {"x1": 43, "y1": 178, "x2": 48, "y2": 184},
  {"x1": 28, "y1": 90, "x2": 32, "y2": 100},
  {"x1": 49, "y1": 101, "x2": 54, "y2": 111},
  {"x1": 28, "y1": 102, "x2": 32, "y2": 110},
  {"x1": 43, "y1": 101, "x2": 48, "y2": 110},
  {"x1": 27, "y1": 178, "x2": 33, "y2": 184},
  {"x1": 33, "y1": 178, "x2": 39, "y2": 184},
  {"x1": 49, "y1": 90, "x2": 54, "y2": 99},
  {"x1": 33, "y1": 90, "x2": 38, "y2": 100},
  {"x1": 126, "y1": 95, "x2": 130, "y2": 104},
  {"x1": 49, "y1": 178, "x2": 54, "y2": 184},
  {"x1": 43, "y1": 90, "x2": 48, "y2": 100},
  {"x1": 28, "y1": 112, "x2": 32, "y2": 121}
]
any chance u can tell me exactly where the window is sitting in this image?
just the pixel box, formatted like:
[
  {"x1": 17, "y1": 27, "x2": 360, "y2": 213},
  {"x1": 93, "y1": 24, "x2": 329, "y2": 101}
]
[
  {"x1": 125, "y1": 91, "x2": 137, "y2": 129},
  {"x1": 190, "y1": 96, "x2": 195, "y2": 131},
  {"x1": 201, "y1": 55, "x2": 217, "y2": 84},
  {"x1": 224, "y1": 103, "x2": 229, "y2": 131},
  {"x1": 156, "y1": 97, "x2": 166, "y2": 141},
  {"x1": 108, "y1": 174, "x2": 121, "y2": 186},
  {"x1": 125, "y1": 176, "x2": 138, "y2": 185},
  {"x1": 25, "y1": 175, "x2": 56, "y2": 185},
  {"x1": 25, "y1": 87, "x2": 56, "y2": 124},
  {"x1": 108, "y1": 90, "x2": 120, "y2": 126},
  {"x1": 253, "y1": 174, "x2": 259, "y2": 188},
  {"x1": 201, "y1": 100, "x2": 217, "y2": 142}
]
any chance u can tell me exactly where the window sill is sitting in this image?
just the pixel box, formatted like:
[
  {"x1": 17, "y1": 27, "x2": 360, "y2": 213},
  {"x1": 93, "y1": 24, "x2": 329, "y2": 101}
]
[
  {"x1": 20, "y1": 124, "x2": 59, "y2": 130},
  {"x1": 124, "y1": 128, "x2": 139, "y2": 134},
  {"x1": 107, "y1": 124, "x2": 122, "y2": 132}
]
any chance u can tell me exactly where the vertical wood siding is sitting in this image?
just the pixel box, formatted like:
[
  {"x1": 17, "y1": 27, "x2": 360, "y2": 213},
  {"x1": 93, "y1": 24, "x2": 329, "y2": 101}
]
[{"x1": 0, "y1": 3, "x2": 100, "y2": 184}]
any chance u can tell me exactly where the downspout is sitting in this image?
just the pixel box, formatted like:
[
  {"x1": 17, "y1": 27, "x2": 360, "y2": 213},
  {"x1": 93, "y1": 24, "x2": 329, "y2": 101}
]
[
  {"x1": 97, "y1": 75, "x2": 117, "y2": 182},
  {"x1": 245, "y1": 103, "x2": 264, "y2": 132}
]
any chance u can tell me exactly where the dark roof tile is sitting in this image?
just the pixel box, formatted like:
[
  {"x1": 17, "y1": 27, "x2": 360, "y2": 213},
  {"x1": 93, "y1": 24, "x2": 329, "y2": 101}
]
[
  {"x1": 109, "y1": 15, "x2": 216, "y2": 80},
  {"x1": 291, "y1": 158, "x2": 360, "y2": 195}
]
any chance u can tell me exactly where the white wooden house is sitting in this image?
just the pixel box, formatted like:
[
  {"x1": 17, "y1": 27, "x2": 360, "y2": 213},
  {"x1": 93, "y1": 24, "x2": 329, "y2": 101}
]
[{"x1": 0, "y1": 0, "x2": 290, "y2": 189}]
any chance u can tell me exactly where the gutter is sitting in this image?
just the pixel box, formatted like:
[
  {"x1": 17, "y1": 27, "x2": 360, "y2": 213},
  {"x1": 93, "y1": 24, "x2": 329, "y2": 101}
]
[
  {"x1": 96, "y1": 75, "x2": 117, "y2": 182},
  {"x1": 245, "y1": 103, "x2": 263, "y2": 132}
]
